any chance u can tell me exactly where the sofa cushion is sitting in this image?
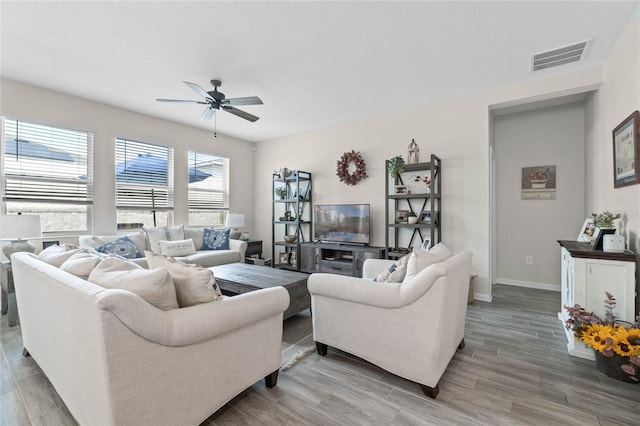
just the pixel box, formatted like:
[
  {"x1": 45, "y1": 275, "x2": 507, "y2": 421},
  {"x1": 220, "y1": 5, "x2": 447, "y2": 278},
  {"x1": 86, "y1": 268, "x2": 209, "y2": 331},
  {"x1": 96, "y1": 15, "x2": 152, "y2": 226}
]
[
  {"x1": 374, "y1": 254, "x2": 410, "y2": 283},
  {"x1": 144, "y1": 225, "x2": 185, "y2": 253},
  {"x1": 88, "y1": 256, "x2": 179, "y2": 310},
  {"x1": 159, "y1": 239, "x2": 197, "y2": 257},
  {"x1": 145, "y1": 251, "x2": 222, "y2": 307},
  {"x1": 91, "y1": 231, "x2": 147, "y2": 254},
  {"x1": 403, "y1": 243, "x2": 452, "y2": 283},
  {"x1": 184, "y1": 227, "x2": 205, "y2": 250},
  {"x1": 95, "y1": 235, "x2": 143, "y2": 259},
  {"x1": 59, "y1": 251, "x2": 103, "y2": 280},
  {"x1": 174, "y1": 250, "x2": 240, "y2": 268},
  {"x1": 201, "y1": 228, "x2": 230, "y2": 250},
  {"x1": 37, "y1": 244, "x2": 83, "y2": 267}
]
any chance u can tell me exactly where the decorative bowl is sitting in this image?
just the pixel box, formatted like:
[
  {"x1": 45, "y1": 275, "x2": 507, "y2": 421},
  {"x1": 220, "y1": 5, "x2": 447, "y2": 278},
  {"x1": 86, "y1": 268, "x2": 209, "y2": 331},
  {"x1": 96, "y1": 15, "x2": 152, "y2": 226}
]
[{"x1": 283, "y1": 235, "x2": 297, "y2": 243}]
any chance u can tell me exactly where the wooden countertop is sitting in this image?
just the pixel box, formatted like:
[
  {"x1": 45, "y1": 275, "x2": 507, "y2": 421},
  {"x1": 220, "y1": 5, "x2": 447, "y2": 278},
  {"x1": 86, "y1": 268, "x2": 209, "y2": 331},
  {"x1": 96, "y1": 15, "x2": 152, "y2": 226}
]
[{"x1": 557, "y1": 240, "x2": 636, "y2": 261}]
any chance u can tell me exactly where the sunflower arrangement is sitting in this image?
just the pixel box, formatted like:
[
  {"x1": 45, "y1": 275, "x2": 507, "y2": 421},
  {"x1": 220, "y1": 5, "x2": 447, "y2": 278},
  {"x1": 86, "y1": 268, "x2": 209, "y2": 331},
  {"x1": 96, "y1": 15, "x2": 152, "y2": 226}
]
[{"x1": 565, "y1": 293, "x2": 640, "y2": 382}]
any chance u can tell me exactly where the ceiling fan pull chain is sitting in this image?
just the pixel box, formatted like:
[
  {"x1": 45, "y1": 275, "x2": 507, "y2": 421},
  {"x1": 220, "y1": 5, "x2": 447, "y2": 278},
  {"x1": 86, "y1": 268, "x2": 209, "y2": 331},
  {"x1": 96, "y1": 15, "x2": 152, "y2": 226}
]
[{"x1": 214, "y1": 111, "x2": 217, "y2": 138}]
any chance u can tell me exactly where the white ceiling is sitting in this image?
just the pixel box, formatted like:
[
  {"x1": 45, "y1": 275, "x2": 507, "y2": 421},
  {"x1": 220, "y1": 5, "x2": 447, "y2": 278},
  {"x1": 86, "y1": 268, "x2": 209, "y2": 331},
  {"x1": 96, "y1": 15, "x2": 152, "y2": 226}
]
[{"x1": 1, "y1": 1, "x2": 637, "y2": 142}]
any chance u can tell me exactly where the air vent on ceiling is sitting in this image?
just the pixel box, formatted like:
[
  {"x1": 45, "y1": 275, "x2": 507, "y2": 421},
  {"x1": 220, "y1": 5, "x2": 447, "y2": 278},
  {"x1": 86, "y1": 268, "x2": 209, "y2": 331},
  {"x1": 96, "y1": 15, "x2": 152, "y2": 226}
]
[{"x1": 531, "y1": 40, "x2": 590, "y2": 71}]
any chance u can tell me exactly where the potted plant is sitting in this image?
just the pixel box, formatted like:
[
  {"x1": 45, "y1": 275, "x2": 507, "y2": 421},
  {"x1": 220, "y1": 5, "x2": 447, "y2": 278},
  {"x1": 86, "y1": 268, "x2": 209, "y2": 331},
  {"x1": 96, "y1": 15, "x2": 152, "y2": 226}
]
[
  {"x1": 387, "y1": 156, "x2": 405, "y2": 178},
  {"x1": 407, "y1": 211, "x2": 418, "y2": 224},
  {"x1": 592, "y1": 211, "x2": 621, "y2": 229},
  {"x1": 565, "y1": 293, "x2": 640, "y2": 383},
  {"x1": 274, "y1": 187, "x2": 287, "y2": 199}
]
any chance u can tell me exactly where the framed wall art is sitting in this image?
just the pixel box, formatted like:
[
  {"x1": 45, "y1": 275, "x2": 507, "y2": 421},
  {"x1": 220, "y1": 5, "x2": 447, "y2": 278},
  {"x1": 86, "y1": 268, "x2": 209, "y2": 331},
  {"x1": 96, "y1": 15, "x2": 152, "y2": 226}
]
[
  {"x1": 613, "y1": 110, "x2": 640, "y2": 188},
  {"x1": 521, "y1": 165, "x2": 556, "y2": 200}
]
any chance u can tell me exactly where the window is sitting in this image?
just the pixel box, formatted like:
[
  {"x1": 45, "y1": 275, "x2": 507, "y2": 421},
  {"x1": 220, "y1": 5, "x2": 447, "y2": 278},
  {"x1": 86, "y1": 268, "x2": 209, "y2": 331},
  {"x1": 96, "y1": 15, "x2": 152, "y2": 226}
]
[
  {"x1": 2, "y1": 118, "x2": 93, "y2": 233},
  {"x1": 115, "y1": 138, "x2": 173, "y2": 228},
  {"x1": 188, "y1": 151, "x2": 229, "y2": 226}
]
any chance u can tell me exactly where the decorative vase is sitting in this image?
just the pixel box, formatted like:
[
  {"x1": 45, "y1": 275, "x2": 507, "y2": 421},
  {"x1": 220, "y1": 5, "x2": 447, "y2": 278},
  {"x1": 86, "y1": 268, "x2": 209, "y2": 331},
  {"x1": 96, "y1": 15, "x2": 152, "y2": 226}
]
[
  {"x1": 594, "y1": 351, "x2": 638, "y2": 383},
  {"x1": 408, "y1": 216, "x2": 418, "y2": 224}
]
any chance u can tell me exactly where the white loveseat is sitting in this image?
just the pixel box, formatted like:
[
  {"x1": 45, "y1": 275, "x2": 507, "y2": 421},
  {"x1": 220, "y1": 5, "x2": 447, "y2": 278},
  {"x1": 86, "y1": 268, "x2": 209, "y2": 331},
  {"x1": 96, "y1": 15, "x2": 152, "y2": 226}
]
[
  {"x1": 308, "y1": 249, "x2": 472, "y2": 398},
  {"x1": 79, "y1": 226, "x2": 247, "y2": 268},
  {"x1": 11, "y1": 252, "x2": 289, "y2": 425}
]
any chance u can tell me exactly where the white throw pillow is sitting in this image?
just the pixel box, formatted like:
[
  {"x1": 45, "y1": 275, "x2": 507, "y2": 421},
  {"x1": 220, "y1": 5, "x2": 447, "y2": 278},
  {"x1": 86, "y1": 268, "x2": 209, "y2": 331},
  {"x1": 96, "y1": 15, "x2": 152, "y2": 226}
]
[
  {"x1": 375, "y1": 254, "x2": 410, "y2": 283},
  {"x1": 88, "y1": 256, "x2": 179, "y2": 310},
  {"x1": 159, "y1": 239, "x2": 197, "y2": 257},
  {"x1": 37, "y1": 244, "x2": 83, "y2": 267},
  {"x1": 92, "y1": 231, "x2": 147, "y2": 255},
  {"x1": 144, "y1": 225, "x2": 185, "y2": 253},
  {"x1": 183, "y1": 227, "x2": 205, "y2": 250},
  {"x1": 403, "y1": 243, "x2": 452, "y2": 283},
  {"x1": 59, "y1": 251, "x2": 103, "y2": 280},
  {"x1": 145, "y1": 251, "x2": 222, "y2": 307}
]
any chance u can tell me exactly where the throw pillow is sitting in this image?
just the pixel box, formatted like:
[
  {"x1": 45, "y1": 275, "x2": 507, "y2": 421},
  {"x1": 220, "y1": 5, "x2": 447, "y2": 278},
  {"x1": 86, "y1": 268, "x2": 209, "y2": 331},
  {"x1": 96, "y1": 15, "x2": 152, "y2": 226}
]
[
  {"x1": 201, "y1": 228, "x2": 230, "y2": 251},
  {"x1": 403, "y1": 242, "x2": 452, "y2": 283},
  {"x1": 95, "y1": 235, "x2": 143, "y2": 259},
  {"x1": 88, "y1": 256, "x2": 179, "y2": 310},
  {"x1": 159, "y1": 238, "x2": 197, "y2": 257},
  {"x1": 37, "y1": 244, "x2": 83, "y2": 267},
  {"x1": 145, "y1": 251, "x2": 222, "y2": 307},
  {"x1": 184, "y1": 227, "x2": 205, "y2": 250},
  {"x1": 374, "y1": 254, "x2": 410, "y2": 283},
  {"x1": 92, "y1": 231, "x2": 147, "y2": 255},
  {"x1": 59, "y1": 251, "x2": 103, "y2": 280},
  {"x1": 144, "y1": 225, "x2": 185, "y2": 253}
]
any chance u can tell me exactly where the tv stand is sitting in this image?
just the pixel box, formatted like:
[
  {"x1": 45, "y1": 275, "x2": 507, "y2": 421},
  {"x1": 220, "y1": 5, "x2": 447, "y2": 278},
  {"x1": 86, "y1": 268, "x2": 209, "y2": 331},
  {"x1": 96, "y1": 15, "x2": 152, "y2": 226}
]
[{"x1": 300, "y1": 242, "x2": 385, "y2": 277}]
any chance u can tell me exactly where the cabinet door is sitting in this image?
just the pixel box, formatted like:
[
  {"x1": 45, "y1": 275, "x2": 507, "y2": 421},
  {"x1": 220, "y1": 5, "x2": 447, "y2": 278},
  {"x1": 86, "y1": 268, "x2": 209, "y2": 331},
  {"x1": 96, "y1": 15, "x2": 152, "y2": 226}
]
[
  {"x1": 583, "y1": 259, "x2": 635, "y2": 321},
  {"x1": 300, "y1": 245, "x2": 319, "y2": 273}
]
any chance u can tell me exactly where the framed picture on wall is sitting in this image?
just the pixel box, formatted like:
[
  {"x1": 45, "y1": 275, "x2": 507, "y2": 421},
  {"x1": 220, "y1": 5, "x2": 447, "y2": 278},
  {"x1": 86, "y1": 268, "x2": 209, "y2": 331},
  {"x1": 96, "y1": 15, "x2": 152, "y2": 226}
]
[
  {"x1": 577, "y1": 218, "x2": 596, "y2": 243},
  {"x1": 613, "y1": 110, "x2": 640, "y2": 188}
]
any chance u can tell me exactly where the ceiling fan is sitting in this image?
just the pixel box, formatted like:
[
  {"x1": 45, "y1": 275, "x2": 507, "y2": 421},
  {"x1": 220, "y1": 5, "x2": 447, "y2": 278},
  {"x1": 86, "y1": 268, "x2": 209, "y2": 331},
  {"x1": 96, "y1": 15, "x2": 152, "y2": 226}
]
[{"x1": 156, "y1": 79, "x2": 262, "y2": 122}]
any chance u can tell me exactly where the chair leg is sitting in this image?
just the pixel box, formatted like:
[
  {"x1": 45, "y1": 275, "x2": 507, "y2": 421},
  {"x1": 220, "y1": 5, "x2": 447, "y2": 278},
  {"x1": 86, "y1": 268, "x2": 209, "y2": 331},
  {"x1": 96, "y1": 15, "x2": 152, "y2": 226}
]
[
  {"x1": 315, "y1": 342, "x2": 328, "y2": 356},
  {"x1": 458, "y1": 338, "x2": 465, "y2": 350},
  {"x1": 22, "y1": 348, "x2": 30, "y2": 357},
  {"x1": 264, "y1": 370, "x2": 279, "y2": 388},
  {"x1": 420, "y1": 383, "x2": 440, "y2": 399}
]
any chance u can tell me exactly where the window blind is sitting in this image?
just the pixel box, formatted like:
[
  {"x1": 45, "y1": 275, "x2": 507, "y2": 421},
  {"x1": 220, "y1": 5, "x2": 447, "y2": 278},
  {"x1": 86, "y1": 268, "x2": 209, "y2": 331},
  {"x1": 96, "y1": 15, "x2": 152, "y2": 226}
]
[
  {"x1": 115, "y1": 138, "x2": 174, "y2": 210},
  {"x1": 188, "y1": 151, "x2": 228, "y2": 210},
  {"x1": 2, "y1": 118, "x2": 92, "y2": 204}
]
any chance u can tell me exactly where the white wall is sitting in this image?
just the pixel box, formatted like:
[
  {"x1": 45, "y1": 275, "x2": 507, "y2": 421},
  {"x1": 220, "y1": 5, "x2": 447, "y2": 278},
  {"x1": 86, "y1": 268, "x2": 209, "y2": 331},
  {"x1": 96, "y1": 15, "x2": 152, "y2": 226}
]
[
  {"x1": 584, "y1": 11, "x2": 639, "y2": 312},
  {"x1": 0, "y1": 79, "x2": 256, "y2": 236},
  {"x1": 494, "y1": 102, "x2": 586, "y2": 289},
  {"x1": 255, "y1": 66, "x2": 605, "y2": 301}
]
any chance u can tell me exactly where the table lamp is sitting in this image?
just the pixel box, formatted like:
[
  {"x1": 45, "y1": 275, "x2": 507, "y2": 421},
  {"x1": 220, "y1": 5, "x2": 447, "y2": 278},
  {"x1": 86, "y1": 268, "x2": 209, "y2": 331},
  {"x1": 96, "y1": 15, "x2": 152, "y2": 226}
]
[
  {"x1": 224, "y1": 213, "x2": 245, "y2": 240},
  {"x1": 1, "y1": 214, "x2": 42, "y2": 259}
]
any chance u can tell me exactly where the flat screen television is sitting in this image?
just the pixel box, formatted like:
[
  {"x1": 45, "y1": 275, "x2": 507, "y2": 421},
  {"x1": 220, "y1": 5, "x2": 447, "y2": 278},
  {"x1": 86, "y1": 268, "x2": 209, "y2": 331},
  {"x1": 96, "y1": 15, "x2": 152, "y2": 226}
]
[{"x1": 313, "y1": 204, "x2": 370, "y2": 245}]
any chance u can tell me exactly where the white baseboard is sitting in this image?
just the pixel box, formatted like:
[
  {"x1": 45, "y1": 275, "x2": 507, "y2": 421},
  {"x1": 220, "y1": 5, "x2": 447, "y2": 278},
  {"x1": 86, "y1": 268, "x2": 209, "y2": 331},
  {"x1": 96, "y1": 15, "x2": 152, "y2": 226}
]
[
  {"x1": 472, "y1": 293, "x2": 492, "y2": 302},
  {"x1": 496, "y1": 278, "x2": 560, "y2": 292}
]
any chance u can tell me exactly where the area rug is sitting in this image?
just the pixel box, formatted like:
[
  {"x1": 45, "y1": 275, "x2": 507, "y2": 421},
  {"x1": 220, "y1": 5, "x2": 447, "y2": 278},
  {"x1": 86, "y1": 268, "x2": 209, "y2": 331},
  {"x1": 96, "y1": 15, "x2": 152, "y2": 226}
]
[{"x1": 281, "y1": 334, "x2": 315, "y2": 370}]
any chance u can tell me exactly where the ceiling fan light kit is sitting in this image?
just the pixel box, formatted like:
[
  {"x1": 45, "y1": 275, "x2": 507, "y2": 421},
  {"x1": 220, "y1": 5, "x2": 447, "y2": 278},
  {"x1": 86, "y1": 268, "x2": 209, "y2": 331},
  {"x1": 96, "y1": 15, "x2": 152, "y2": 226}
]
[{"x1": 156, "y1": 79, "x2": 263, "y2": 136}]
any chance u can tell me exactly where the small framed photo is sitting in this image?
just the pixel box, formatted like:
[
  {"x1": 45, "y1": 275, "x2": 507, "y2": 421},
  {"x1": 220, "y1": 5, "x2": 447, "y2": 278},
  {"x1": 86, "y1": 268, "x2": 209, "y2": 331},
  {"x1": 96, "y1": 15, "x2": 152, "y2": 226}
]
[
  {"x1": 591, "y1": 227, "x2": 616, "y2": 250},
  {"x1": 420, "y1": 239, "x2": 432, "y2": 251},
  {"x1": 279, "y1": 252, "x2": 290, "y2": 265},
  {"x1": 394, "y1": 185, "x2": 408, "y2": 195},
  {"x1": 613, "y1": 110, "x2": 640, "y2": 188},
  {"x1": 420, "y1": 210, "x2": 437, "y2": 224},
  {"x1": 395, "y1": 210, "x2": 409, "y2": 223},
  {"x1": 290, "y1": 251, "x2": 297, "y2": 265},
  {"x1": 577, "y1": 218, "x2": 595, "y2": 242},
  {"x1": 42, "y1": 240, "x2": 60, "y2": 249}
]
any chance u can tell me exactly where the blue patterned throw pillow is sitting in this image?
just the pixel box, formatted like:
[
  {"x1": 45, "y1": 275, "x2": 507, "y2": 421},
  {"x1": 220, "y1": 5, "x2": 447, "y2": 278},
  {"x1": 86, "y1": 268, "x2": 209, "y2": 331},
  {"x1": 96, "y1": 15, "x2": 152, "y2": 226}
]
[
  {"x1": 95, "y1": 236, "x2": 143, "y2": 259},
  {"x1": 201, "y1": 228, "x2": 230, "y2": 251}
]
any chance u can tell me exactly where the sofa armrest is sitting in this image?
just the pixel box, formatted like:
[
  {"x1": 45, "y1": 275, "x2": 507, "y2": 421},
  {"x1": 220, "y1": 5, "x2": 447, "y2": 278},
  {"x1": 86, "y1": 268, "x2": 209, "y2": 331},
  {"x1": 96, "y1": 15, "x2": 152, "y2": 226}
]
[
  {"x1": 229, "y1": 239, "x2": 247, "y2": 262},
  {"x1": 362, "y1": 259, "x2": 396, "y2": 279},
  {"x1": 96, "y1": 286, "x2": 289, "y2": 346}
]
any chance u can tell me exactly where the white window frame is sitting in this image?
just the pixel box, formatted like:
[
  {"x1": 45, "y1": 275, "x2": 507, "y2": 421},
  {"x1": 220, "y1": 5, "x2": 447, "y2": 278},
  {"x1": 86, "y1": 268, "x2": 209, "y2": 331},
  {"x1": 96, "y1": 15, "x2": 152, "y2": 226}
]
[{"x1": 188, "y1": 151, "x2": 229, "y2": 226}]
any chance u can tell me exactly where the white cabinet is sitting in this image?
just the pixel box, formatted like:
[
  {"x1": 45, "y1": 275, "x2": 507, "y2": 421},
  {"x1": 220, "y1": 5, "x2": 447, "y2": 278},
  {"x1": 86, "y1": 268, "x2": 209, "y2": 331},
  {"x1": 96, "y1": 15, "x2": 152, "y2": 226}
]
[{"x1": 558, "y1": 241, "x2": 636, "y2": 360}]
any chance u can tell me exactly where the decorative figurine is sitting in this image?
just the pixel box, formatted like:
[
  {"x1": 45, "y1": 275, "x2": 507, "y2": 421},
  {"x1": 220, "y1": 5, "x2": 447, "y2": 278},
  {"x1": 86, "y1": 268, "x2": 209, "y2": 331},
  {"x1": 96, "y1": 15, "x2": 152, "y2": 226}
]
[{"x1": 407, "y1": 139, "x2": 419, "y2": 164}]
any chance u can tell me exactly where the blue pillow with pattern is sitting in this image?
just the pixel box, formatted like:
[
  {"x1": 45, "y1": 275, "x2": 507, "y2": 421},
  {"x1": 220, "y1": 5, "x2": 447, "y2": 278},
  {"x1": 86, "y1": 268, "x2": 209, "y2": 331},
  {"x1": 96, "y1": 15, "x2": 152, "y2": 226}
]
[
  {"x1": 201, "y1": 228, "x2": 230, "y2": 251},
  {"x1": 95, "y1": 236, "x2": 143, "y2": 259}
]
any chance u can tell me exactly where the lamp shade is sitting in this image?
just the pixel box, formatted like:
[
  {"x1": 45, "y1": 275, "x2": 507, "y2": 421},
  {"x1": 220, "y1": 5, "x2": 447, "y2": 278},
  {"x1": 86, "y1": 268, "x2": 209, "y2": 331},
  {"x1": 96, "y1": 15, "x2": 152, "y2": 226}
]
[
  {"x1": 1, "y1": 215, "x2": 42, "y2": 240},
  {"x1": 224, "y1": 213, "x2": 245, "y2": 228}
]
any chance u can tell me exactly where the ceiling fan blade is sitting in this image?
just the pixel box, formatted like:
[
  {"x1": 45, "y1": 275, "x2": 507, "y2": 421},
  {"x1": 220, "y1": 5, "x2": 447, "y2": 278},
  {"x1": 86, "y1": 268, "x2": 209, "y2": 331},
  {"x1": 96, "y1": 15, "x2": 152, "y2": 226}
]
[
  {"x1": 222, "y1": 96, "x2": 263, "y2": 106},
  {"x1": 156, "y1": 98, "x2": 207, "y2": 104},
  {"x1": 200, "y1": 107, "x2": 215, "y2": 121},
  {"x1": 183, "y1": 81, "x2": 211, "y2": 100},
  {"x1": 221, "y1": 105, "x2": 259, "y2": 122}
]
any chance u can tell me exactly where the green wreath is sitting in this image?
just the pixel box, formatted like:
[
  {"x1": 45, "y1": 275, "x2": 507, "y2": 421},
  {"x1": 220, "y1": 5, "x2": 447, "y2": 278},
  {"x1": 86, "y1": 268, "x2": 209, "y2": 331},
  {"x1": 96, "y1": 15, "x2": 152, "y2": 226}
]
[{"x1": 336, "y1": 150, "x2": 368, "y2": 186}]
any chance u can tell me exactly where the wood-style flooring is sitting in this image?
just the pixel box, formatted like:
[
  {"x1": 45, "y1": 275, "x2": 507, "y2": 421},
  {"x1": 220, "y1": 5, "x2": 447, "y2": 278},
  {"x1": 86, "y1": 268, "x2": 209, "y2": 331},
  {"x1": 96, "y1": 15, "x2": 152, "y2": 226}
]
[{"x1": 2, "y1": 285, "x2": 639, "y2": 425}]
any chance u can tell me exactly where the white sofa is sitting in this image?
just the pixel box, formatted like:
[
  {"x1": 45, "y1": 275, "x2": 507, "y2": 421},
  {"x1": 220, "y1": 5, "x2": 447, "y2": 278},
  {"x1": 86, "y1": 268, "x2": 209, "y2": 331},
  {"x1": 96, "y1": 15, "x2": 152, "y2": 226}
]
[
  {"x1": 79, "y1": 229, "x2": 247, "y2": 268},
  {"x1": 308, "y1": 250, "x2": 472, "y2": 398},
  {"x1": 11, "y1": 252, "x2": 289, "y2": 425}
]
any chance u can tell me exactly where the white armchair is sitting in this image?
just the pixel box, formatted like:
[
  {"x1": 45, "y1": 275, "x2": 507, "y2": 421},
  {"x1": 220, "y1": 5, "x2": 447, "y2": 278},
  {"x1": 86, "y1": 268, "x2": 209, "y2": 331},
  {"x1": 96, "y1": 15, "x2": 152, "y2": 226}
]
[{"x1": 307, "y1": 250, "x2": 472, "y2": 398}]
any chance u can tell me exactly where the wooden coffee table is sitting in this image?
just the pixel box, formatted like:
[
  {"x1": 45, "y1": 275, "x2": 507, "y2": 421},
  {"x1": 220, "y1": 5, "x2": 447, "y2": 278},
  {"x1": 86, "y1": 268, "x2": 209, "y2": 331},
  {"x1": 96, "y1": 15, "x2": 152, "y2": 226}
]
[{"x1": 209, "y1": 263, "x2": 310, "y2": 320}]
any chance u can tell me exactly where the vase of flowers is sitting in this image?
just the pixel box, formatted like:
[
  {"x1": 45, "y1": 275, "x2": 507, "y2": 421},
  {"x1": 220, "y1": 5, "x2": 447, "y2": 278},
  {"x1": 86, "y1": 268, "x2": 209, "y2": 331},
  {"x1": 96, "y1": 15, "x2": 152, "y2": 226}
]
[{"x1": 565, "y1": 293, "x2": 640, "y2": 383}]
